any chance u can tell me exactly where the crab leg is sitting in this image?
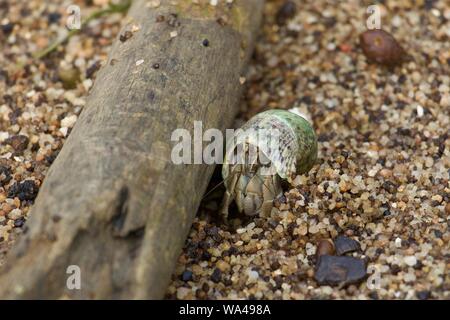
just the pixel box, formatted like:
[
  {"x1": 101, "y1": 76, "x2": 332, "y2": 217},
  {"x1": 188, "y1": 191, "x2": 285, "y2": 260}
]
[{"x1": 220, "y1": 164, "x2": 242, "y2": 221}]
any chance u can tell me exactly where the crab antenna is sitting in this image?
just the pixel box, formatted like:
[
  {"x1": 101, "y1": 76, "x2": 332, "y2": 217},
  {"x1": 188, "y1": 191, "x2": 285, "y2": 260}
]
[{"x1": 201, "y1": 174, "x2": 232, "y2": 201}]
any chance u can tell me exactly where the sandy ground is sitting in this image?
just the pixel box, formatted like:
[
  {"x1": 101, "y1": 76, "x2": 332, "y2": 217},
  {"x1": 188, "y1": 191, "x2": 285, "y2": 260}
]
[
  {"x1": 0, "y1": 0, "x2": 449, "y2": 299},
  {"x1": 166, "y1": 0, "x2": 449, "y2": 299}
]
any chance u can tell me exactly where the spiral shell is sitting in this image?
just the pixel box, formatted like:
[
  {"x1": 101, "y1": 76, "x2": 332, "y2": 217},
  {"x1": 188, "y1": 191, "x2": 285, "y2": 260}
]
[
  {"x1": 221, "y1": 109, "x2": 318, "y2": 219},
  {"x1": 223, "y1": 109, "x2": 317, "y2": 180}
]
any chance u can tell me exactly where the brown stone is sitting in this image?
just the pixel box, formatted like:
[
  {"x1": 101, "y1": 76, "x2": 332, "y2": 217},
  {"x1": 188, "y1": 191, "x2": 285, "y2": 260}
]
[
  {"x1": 359, "y1": 29, "x2": 407, "y2": 67},
  {"x1": 316, "y1": 239, "x2": 335, "y2": 258}
]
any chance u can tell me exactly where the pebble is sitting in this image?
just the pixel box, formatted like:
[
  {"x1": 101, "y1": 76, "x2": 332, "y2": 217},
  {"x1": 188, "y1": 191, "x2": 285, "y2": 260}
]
[
  {"x1": 7, "y1": 180, "x2": 39, "y2": 201},
  {"x1": 181, "y1": 270, "x2": 193, "y2": 282},
  {"x1": 1, "y1": 22, "x2": 14, "y2": 35},
  {"x1": 276, "y1": 1, "x2": 297, "y2": 25},
  {"x1": 416, "y1": 291, "x2": 431, "y2": 300},
  {"x1": 58, "y1": 67, "x2": 81, "y2": 90},
  {"x1": 61, "y1": 115, "x2": 78, "y2": 128},
  {"x1": 359, "y1": 29, "x2": 407, "y2": 67},
  {"x1": 314, "y1": 255, "x2": 367, "y2": 286},
  {"x1": 305, "y1": 242, "x2": 316, "y2": 256},
  {"x1": 316, "y1": 239, "x2": 335, "y2": 257},
  {"x1": 5, "y1": 135, "x2": 29, "y2": 153},
  {"x1": 8, "y1": 208, "x2": 22, "y2": 220},
  {"x1": 445, "y1": 203, "x2": 450, "y2": 215},
  {"x1": 176, "y1": 287, "x2": 191, "y2": 300},
  {"x1": 210, "y1": 268, "x2": 222, "y2": 283},
  {"x1": 334, "y1": 236, "x2": 361, "y2": 256},
  {"x1": 404, "y1": 256, "x2": 417, "y2": 267},
  {"x1": 216, "y1": 260, "x2": 230, "y2": 272},
  {"x1": 13, "y1": 217, "x2": 25, "y2": 228},
  {"x1": 247, "y1": 270, "x2": 259, "y2": 283}
]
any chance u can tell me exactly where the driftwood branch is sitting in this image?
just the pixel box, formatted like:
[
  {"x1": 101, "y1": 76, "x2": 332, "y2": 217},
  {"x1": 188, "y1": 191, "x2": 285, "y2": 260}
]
[{"x1": 0, "y1": 0, "x2": 264, "y2": 299}]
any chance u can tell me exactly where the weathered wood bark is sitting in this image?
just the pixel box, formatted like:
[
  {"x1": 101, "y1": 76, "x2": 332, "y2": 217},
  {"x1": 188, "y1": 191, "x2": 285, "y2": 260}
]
[{"x1": 0, "y1": 0, "x2": 264, "y2": 299}]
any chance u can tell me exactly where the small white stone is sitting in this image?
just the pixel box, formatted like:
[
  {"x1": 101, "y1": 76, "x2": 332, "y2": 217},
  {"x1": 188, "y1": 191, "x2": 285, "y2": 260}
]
[
  {"x1": 416, "y1": 105, "x2": 424, "y2": 117},
  {"x1": 170, "y1": 30, "x2": 178, "y2": 38},
  {"x1": 59, "y1": 127, "x2": 68, "y2": 137},
  {"x1": 368, "y1": 167, "x2": 378, "y2": 177},
  {"x1": 305, "y1": 242, "x2": 316, "y2": 256},
  {"x1": 0, "y1": 131, "x2": 9, "y2": 142},
  {"x1": 404, "y1": 272, "x2": 416, "y2": 282},
  {"x1": 246, "y1": 222, "x2": 255, "y2": 231},
  {"x1": 61, "y1": 115, "x2": 77, "y2": 128},
  {"x1": 247, "y1": 270, "x2": 259, "y2": 283},
  {"x1": 395, "y1": 237, "x2": 402, "y2": 248},
  {"x1": 275, "y1": 225, "x2": 283, "y2": 233},
  {"x1": 176, "y1": 287, "x2": 191, "y2": 299},
  {"x1": 404, "y1": 256, "x2": 417, "y2": 267},
  {"x1": 135, "y1": 59, "x2": 144, "y2": 66},
  {"x1": 8, "y1": 208, "x2": 22, "y2": 220}
]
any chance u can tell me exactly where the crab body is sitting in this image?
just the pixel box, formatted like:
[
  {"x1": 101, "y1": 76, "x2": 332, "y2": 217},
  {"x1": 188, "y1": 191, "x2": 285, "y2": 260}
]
[{"x1": 221, "y1": 109, "x2": 318, "y2": 220}]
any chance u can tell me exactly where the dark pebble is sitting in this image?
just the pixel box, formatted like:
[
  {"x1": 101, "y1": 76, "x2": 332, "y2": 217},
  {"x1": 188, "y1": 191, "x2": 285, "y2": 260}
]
[
  {"x1": 86, "y1": 61, "x2": 102, "y2": 79},
  {"x1": 270, "y1": 260, "x2": 281, "y2": 270},
  {"x1": 432, "y1": 229, "x2": 442, "y2": 238},
  {"x1": 314, "y1": 255, "x2": 367, "y2": 286},
  {"x1": 210, "y1": 268, "x2": 221, "y2": 283},
  {"x1": 1, "y1": 23, "x2": 14, "y2": 35},
  {"x1": 416, "y1": 290, "x2": 431, "y2": 300},
  {"x1": 382, "y1": 180, "x2": 398, "y2": 193},
  {"x1": 202, "y1": 39, "x2": 209, "y2": 47},
  {"x1": 390, "y1": 264, "x2": 401, "y2": 275},
  {"x1": 5, "y1": 134, "x2": 29, "y2": 153},
  {"x1": 369, "y1": 291, "x2": 379, "y2": 300},
  {"x1": 14, "y1": 217, "x2": 25, "y2": 228},
  {"x1": 268, "y1": 219, "x2": 279, "y2": 229},
  {"x1": 206, "y1": 225, "x2": 222, "y2": 242},
  {"x1": 334, "y1": 235, "x2": 361, "y2": 255},
  {"x1": 181, "y1": 270, "x2": 193, "y2": 282},
  {"x1": 276, "y1": 1, "x2": 297, "y2": 25},
  {"x1": 359, "y1": 29, "x2": 407, "y2": 67},
  {"x1": 0, "y1": 165, "x2": 12, "y2": 186},
  {"x1": 7, "y1": 180, "x2": 39, "y2": 201},
  {"x1": 201, "y1": 251, "x2": 211, "y2": 261},
  {"x1": 45, "y1": 152, "x2": 58, "y2": 165},
  {"x1": 47, "y1": 12, "x2": 61, "y2": 24},
  {"x1": 119, "y1": 30, "x2": 133, "y2": 42}
]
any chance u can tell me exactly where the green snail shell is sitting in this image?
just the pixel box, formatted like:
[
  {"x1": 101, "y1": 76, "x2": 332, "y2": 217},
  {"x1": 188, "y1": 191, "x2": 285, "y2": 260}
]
[{"x1": 223, "y1": 109, "x2": 318, "y2": 180}]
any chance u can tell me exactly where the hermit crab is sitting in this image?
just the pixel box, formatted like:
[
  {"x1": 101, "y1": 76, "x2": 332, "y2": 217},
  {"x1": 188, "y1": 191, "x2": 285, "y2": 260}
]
[{"x1": 221, "y1": 109, "x2": 318, "y2": 220}]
